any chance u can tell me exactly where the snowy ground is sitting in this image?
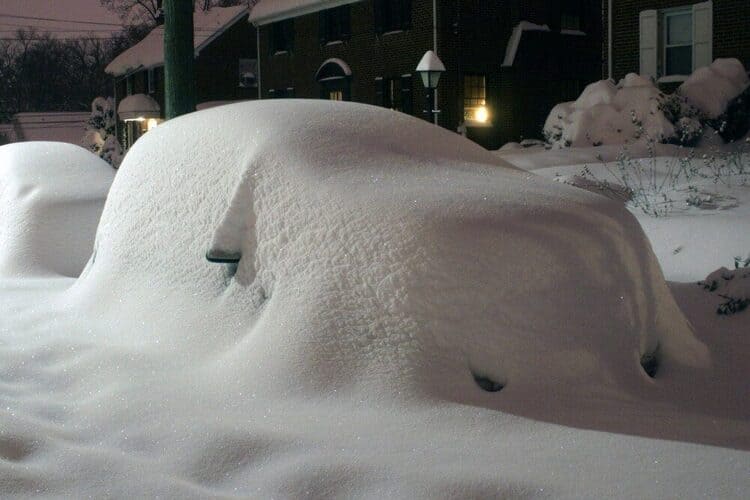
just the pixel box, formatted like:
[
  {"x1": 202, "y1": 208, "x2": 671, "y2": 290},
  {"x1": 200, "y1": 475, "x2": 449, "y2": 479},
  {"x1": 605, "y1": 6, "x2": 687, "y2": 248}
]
[{"x1": 1, "y1": 102, "x2": 748, "y2": 498}]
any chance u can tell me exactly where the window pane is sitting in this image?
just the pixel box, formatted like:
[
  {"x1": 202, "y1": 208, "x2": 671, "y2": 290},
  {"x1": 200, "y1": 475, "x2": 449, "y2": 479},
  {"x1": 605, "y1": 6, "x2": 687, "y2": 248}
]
[
  {"x1": 667, "y1": 13, "x2": 692, "y2": 45},
  {"x1": 666, "y1": 45, "x2": 692, "y2": 75}
]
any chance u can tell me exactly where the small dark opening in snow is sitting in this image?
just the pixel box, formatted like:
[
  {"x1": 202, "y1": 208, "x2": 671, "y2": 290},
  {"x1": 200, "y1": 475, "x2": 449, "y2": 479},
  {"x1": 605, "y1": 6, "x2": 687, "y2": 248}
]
[
  {"x1": 640, "y1": 345, "x2": 660, "y2": 378},
  {"x1": 472, "y1": 372, "x2": 504, "y2": 392}
]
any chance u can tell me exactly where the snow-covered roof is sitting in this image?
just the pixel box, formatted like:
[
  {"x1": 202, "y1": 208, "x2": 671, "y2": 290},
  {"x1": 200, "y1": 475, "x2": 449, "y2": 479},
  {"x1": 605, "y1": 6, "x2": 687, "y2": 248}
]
[
  {"x1": 502, "y1": 21, "x2": 550, "y2": 67},
  {"x1": 105, "y1": 6, "x2": 248, "y2": 76},
  {"x1": 250, "y1": 0, "x2": 363, "y2": 25}
]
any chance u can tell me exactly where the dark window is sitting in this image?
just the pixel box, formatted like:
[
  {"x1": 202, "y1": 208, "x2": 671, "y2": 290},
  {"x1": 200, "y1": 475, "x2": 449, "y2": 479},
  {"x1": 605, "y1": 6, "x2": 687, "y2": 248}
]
[
  {"x1": 664, "y1": 10, "x2": 693, "y2": 75},
  {"x1": 463, "y1": 74, "x2": 487, "y2": 122},
  {"x1": 374, "y1": 0, "x2": 412, "y2": 34},
  {"x1": 271, "y1": 19, "x2": 294, "y2": 53},
  {"x1": 375, "y1": 75, "x2": 413, "y2": 115},
  {"x1": 319, "y1": 5, "x2": 351, "y2": 43},
  {"x1": 147, "y1": 68, "x2": 157, "y2": 94},
  {"x1": 561, "y1": 13, "x2": 581, "y2": 31}
]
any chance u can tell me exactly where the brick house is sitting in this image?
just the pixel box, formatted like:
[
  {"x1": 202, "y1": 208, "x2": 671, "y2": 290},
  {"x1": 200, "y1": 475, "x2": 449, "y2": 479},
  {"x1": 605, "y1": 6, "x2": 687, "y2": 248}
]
[
  {"x1": 106, "y1": 6, "x2": 257, "y2": 149},
  {"x1": 603, "y1": 0, "x2": 750, "y2": 84},
  {"x1": 250, "y1": 0, "x2": 602, "y2": 149}
]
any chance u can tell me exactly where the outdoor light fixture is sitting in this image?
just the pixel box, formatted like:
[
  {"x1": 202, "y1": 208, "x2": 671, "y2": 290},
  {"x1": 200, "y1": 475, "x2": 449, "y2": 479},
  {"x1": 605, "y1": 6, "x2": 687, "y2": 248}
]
[
  {"x1": 416, "y1": 50, "x2": 445, "y2": 124},
  {"x1": 474, "y1": 106, "x2": 489, "y2": 123}
]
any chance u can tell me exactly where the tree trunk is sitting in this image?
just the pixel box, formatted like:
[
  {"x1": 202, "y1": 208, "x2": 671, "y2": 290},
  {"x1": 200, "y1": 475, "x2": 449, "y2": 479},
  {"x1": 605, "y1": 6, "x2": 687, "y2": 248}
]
[{"x1": 164, "y1": 0, "x2": 195, "y2": 119}]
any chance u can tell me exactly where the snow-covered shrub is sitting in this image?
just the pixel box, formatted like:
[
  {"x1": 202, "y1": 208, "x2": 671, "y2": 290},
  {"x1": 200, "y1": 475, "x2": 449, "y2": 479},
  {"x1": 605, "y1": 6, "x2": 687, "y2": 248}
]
[
  {"x1": 677, "y1": 58, "x2": 750, "y2": 143},
  {"x1": 699, "y1": 265, "x2": 750, "y2": 316},
  {"x1": 83, "y1": 97, "x2": 123, "y2": 168},
  {"x1": 544, "y1": 74, "x2": 674, "y2": 148},
  {"x1": 545, "y1": 59, "x2": 750, "y2": 149}
]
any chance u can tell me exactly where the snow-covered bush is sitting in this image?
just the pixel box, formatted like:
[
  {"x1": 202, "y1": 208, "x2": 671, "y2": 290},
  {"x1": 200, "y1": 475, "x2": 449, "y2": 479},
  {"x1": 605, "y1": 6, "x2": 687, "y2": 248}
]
[
  {"x1": 699, "y1": 264, "x2": 750, "y2": 315},
  {"x1": 678, "y1": 58, "x2": 750, "y2": 143},
  {"x1": 544, "y1": 75, "x2": 674, "y2": 148},
  {"x1": 83, "y1": 97, "x2": 123, "y2": 168},
  {"x1": 545, "y1": 58, "x2": 750, "y2": 149}
]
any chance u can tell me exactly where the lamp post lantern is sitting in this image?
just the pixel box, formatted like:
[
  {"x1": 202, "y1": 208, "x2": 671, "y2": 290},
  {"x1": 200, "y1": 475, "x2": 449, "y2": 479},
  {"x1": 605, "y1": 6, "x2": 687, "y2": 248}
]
[{"x1": 416, "y1": 50, "x2": 445, "y2": 125}]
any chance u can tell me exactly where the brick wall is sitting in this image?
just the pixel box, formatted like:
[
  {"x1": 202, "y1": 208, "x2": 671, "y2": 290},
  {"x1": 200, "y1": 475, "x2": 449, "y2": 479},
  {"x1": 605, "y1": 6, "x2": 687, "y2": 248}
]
[
  {"x1": 258, "y1": 0, "x2": 601, "y2": 149},
  {"x1": 604, "y1": 0, "x2": 750, "y2": 81},
  {"x1": 259, "y1": 0, "x2": 434, "y2": 117}
]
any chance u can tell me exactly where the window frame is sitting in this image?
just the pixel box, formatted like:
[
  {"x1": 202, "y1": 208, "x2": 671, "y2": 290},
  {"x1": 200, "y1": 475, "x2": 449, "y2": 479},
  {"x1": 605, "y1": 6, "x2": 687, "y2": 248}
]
[
  {"x1": 661, "y1": 8, "x2": 693, "y2": 77},
  {"x1": 463, "y1": 74, "x2": 487, "y2": 123}
]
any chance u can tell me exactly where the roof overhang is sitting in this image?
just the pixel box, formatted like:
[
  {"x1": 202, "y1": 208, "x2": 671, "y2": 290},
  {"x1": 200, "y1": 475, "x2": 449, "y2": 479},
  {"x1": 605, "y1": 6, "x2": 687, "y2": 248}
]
[{"x1": 250, "y1": 0, "x2": 363, "y2": 26}]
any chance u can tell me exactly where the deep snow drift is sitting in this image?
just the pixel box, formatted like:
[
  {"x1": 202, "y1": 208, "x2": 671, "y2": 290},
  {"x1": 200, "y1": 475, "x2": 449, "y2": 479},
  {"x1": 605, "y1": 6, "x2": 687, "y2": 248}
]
[{"x1": 1, "y1": 101, "x2": 748, "y2": 498}]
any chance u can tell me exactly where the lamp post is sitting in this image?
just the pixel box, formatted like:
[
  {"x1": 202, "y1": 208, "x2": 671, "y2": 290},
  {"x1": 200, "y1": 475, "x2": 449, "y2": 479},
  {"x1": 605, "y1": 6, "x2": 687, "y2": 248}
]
[{"x1": 416, "y1": 50, "x2": 445, "y2": 125}]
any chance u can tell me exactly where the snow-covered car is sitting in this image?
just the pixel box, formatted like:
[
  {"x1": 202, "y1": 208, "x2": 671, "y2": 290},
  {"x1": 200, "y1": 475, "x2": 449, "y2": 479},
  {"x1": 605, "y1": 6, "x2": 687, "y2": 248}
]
[
  {"x1": 2, "y1": 101, "x2": 744, "y2": 499},
  {"x1": 0, "y1": 142, "x2": 113, "y2": 278}
]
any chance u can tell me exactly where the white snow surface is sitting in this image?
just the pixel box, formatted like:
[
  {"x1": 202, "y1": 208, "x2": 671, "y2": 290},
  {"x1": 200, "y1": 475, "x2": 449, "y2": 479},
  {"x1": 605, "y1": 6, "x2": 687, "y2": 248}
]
[
  {"x1": 0, "y1": 142, "x2": 113, "y2": 278},
  {"x1": 678, "y1": 58, "x2": 750, "y2": 119},
  {"x1": 1, "y1": 102, "x2": 748, "y2": 498},
  {"x1": 105, "y1": 6, "x2": 247, "y2": 76}
]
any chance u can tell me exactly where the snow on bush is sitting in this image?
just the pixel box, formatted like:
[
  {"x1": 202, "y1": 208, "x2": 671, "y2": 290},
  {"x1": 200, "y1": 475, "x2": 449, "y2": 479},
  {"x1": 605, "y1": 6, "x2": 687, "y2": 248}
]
[
  {"x1": 699, "y1": 256, "x2": 750, "y2": 315},
  {"x1": 83, "y1": 97, "x2": 123, "y2": 167},
  {"x1": 545, "y1": 59, "x2": 750, "y2": 148},
  {"x1": 679, "y1": 58, "x2": 749, "y2": 120},
  {"x1": 544, "y1": 74, "x2": 674, "y2": 147},
  {"x1": 86, "y1": 99, "x2": 707, "y2": 401},
  {"x1": 0, "y1": 142, "x2": 114, "y2": 277}
]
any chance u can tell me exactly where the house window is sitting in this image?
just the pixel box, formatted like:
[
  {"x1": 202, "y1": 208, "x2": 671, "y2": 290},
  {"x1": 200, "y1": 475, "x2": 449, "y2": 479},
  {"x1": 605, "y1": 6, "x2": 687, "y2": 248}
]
[
  {"x1": 239, "y1": 59, "x2": 258, "y2": 88},
  {"x1": 328, "y1": 90, "x2": 344, "y2": 101},
  {"x1": 147, "y1": 68, "x2": 157, "y2": 94},
  {"x1": 376, "y1": 75, "x2": 413, "y2": 114},
  {"x1": 463, "y1": 74, "x2": 487, "y2": 122},
  {"x1": 664, "y1": 10, "x2": 693, "y2": 76},
  {"x1": 271, "y1": 19, "x2": 294, "y2": 54},
  {"x1": 561, "y1": 13, "x2": 581, "y2": 31},
  {"x1": 320, "y1": 5, "x2": 351, "y2": 43},
  {"x1": 374, "y1": 0, "x2": 412, "y2": 34},
  {"x1": 639, "y1": 2, "x2": 712, "y2": 79}
]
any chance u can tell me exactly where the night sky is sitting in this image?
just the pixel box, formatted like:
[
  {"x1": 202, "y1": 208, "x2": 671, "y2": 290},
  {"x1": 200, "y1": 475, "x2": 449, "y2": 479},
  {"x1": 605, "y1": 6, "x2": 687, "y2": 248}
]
[{"x1": 0, "y1": 0, "x2": 125, "y2": 38}]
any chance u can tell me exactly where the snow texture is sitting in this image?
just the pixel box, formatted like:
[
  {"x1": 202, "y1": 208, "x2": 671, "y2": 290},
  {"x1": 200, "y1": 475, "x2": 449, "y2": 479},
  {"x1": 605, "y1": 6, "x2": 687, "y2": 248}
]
[
  {"x1": 678, "y1": 58, "x2": 750, "y2": 119},
  {"x1": 0, "y1": 142, "x2": 114, "y2": 278},
  {"x1": 105, "y1": 6, "x2": 247, "y2": 76},
  {"x1": 1, "y1": 101, "x2": 747, "y2": 498}
]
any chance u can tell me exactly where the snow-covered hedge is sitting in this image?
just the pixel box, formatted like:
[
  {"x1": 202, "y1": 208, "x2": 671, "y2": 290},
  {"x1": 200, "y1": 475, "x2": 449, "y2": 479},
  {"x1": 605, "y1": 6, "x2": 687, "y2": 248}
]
[{"x1": 544, "y1": 58, "x2": 750, "y2": 148}]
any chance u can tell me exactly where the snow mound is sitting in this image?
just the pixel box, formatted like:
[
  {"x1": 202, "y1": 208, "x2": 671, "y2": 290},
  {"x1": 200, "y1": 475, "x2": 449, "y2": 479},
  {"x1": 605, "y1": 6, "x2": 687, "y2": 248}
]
[
  {"x1": 700, "y1": 266, "x2": 750, "y2": 315},
  {"x1": 0, "y1": 142, "x2": 114, "y2": 278},
  {"x1": 679, "y1": 58, "x2": 750, "y2": 119},
  {"x1": 544, "y1": 74, "x2": 674, "y2": 147},
  {"x1": 84, "y1": 99, "x2": 707, "y2": 401}
]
